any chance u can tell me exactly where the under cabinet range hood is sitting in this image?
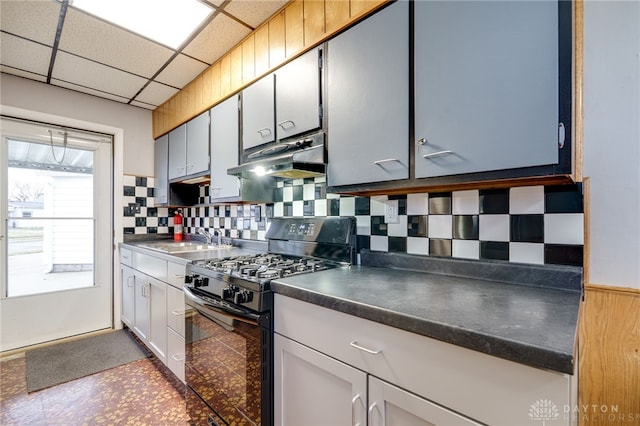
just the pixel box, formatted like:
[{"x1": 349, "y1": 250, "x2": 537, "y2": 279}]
[{"x1": 228, "y1": 131, "x2": 325, "y2": 179}]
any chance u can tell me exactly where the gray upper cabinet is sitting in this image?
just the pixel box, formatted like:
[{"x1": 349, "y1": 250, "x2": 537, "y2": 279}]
[
  {"x1": 186, "y1": 111, "x2": 210, "y2": 177},
  {"x1": 210, "y1": 95, "x2": 241, "y2": 200},
  {"x1": 275, "y1": 47, "x2": 321, "y2": 140},
  {"x1": 168, "y1": 124, "x2": 187, "y2": 180},
  {"x1": 327, "y1": 1, "x2": 409, "y2": 187},
  {"x1": 414, "y1": 1, "x2": 559, "y2": 179},
  {"x1": 168, "y1": 112, "x2": 210, "y2": 181},
  {"x1": 242, "y1": 74, "x2": 275, "y2": 150},
  {"x1": 154, "y1": 134, "x2": 168, "y2": 205}
]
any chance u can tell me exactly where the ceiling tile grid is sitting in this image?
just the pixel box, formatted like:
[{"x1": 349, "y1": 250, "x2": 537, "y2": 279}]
[{"x1": 0, "y1": 0, "x2": 290, "y2": 110}]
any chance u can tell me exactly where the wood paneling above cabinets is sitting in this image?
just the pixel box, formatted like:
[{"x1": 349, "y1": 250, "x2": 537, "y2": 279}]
[{"x1": 152, "y1": 0, "x2": 387, "y2": 139}]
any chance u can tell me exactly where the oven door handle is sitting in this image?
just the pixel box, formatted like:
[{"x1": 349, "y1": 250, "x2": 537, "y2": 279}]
[{"x1": 184, "y1": 286, "x2": 260, "y2": 327}]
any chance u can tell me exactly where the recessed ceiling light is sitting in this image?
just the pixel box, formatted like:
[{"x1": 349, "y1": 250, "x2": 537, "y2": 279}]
[{"x1": 69, "y1": 0, "x2": 213, "y2": 49}]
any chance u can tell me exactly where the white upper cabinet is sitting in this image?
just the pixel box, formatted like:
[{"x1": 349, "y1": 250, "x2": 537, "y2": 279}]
[
  {"x1": 154, "y1": 134, "x2": 168, "y2": 205},
  {"x1": 168, "y1": 124, "x2": 187, "y2": 180},
  {"x1": 210, "y1": 95, "x2": 241, "y2": 200},
  {"x1": 242, "y1": 74, "x2": 275, "y2": 150},
  {"x1": 414, "y1": 0, "x2": 560, "y2": 178},
  {"x1": 327, "y1": 1, "x2": 409, "y2": 187},
  {"x1": 275, "y1": 47, "x2": 322, "y2": 140}
]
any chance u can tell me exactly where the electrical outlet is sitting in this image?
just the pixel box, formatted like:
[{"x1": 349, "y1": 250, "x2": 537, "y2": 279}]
[
  {"x1": 128, "y1": 203, "x2": 141, "y2": 214},
  {"x1": 385, "y1": 199, "x2": 399, "y2": 224}
]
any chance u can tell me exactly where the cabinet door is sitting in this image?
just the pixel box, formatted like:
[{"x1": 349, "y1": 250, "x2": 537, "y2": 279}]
[
  {"x1": 210, "y1": 95, "x2": 241, "y2": 200},
  {"x1": 274, "y1": 333, "x2": 367, "y2": 426},
  {"x1": 369, "y1": 377, "x2": 481, "y2": 426},
  {"x1": 167, "y1": 327, "x2": 185, "y2": 383},
  {"x1": 166, "y1": 284, "x2": 185, "y2": 336},
  {"x1": 242, "y1": 74, "x2": 275, "y2": 150},
  {"x1": 148, "y1": 277, "x2": 167, "y2": 363},
  {"x1": 186, "y1": 111, "x2": 210, "y2": 176},
  {"x1": 327, "y1": 1, "x2": 409, "y2": 186},
  {"x1": 414, "y1": 1, "x2": 559, "y2": 178},
  {"x1": 275, "y1": 47, "x2": 321, "y2": 140},
  {"x1": 168, "y1": 124, "x2": 187, "y2": 180},
  {"x1": 133, "y1": 272, "x2": 149, "y2": 342},
  {"x1": 121, "y1": 265, "x2": 135, "y2": 328},
  {"x1": 154, "y1": 134, "x2": 168, "y2": 205}
]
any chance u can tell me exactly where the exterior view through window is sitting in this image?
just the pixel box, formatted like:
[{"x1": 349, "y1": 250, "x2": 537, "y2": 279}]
[{"x1": 7, "y1": 140, "x2": 95, "y2": 297}]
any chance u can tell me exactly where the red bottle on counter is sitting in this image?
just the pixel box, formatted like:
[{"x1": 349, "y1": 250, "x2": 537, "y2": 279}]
[{"x1": 174, "y1": 209, "x2": 183, "y2": 241}]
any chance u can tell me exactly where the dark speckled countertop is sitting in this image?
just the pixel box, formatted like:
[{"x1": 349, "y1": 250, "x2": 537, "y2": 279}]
[{"x1": 270, "y1": 251, "x2": 582, "y2": 375}]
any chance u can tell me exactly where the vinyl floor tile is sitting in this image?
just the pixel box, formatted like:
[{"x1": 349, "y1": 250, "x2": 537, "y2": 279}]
[{"x1": 1, "y1": 353, "x2": 187, "y2": 425}]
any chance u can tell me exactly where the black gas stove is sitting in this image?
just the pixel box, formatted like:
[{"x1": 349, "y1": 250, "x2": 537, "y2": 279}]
[
  {"x1": 184, "y1": 217, "x2": 356, "y2": 314},
  {"x1": 184, "y1": 217, "x2": 356, "y2": 426}
]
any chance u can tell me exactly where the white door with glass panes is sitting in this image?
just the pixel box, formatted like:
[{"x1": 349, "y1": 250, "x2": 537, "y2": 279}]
[{"x1": 0, "y1": 117, "x2": 113, "y2": 351}]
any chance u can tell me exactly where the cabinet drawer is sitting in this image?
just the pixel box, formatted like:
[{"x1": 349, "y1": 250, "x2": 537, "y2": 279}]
[
  {"x1": 133, "y1": 252, "x2": 167, "y2": 281},
  {"x1": 167, "y1": 261, "x2": 186, "y2": 289},
  {"x1": 120, "y1": 248, "x2": 133, "y2": 266},
  {"x1": 274, "y1": 294, "x2": 574, "y2": 426},
  {"x1": 168, "y1": 327, "x2": 185, "y2": 383},
  {"x1": 167, "y1": 285, "x2": 185, "y2": 336}
]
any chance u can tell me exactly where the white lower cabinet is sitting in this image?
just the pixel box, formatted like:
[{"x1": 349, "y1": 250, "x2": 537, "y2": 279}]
[
  {"x1": 274, "y1": 334, "x2": 367, "y2": 425},
  {"x1": 148, "y1": 277, "x2": 167, "y2": 363},
  {"x1": 120, "y1": 248, "x2": 186, "y2": 383},
  {"x1": 121, "y1": 265, "x2": 135, "y2": 328},
  {"x1": 274, "y1": 294, "x2": 576, "y2": 426},
  {"x1": 368, "y1": 376, "x2": 480, "y2": 426}
]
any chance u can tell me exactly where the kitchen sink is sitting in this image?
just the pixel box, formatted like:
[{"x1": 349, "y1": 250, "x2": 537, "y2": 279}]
[{"x1": 138, "y1": 241, "x2": 232, "y2": 254}]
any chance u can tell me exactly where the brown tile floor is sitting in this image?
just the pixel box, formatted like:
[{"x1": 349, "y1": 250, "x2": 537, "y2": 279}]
[{"x1": 0, "y1": 351, "x2": 188, "y2": 425}]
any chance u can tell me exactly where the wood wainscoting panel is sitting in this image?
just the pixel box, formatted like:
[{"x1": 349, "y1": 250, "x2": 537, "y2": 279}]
[
  {"x1": 578, "y1": 284, "x2": 640, "y2": 425},
  {"x1": 285, "y1": 0, "x2": 305, "y2": 57}
]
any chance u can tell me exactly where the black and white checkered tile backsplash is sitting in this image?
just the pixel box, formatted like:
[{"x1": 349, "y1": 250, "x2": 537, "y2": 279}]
[{"x1": 123, "y1": 175, "x2": 584, "y2": 267}]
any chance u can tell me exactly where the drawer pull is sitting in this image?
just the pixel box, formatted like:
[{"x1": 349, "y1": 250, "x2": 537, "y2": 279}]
[
  {"x1": 171, "y1": 354, "x2": 185, "y2": 362},
  {"x1": 277, "y1": 120, "x2": 295, "y2": 130},
  {"x1": 422, "y1": 150, "x2": 453, "y2": 159},
  {"x1": 172, "y1": 274, "x2": 184, "y2": 279},
  {"x1": 368, "y1": 402, "x2": 381, "y2": 424},
  {"x1": 350, "y1": 340, "x2": 381, "y2": 355},
  {"x1": 171, "y1": 310, "x2": 185, "y2": 316},
  {"x1": 373, "y1": 158, "x2": 400, "y2": 166}
]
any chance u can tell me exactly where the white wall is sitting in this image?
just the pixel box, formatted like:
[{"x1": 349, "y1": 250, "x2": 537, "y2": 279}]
[
  {"x1": 0, "y1": 73, "x2": 154, "y2": 176},
  {"x1": 583, "y1": 0, "x2": 640, "y2": 290}
]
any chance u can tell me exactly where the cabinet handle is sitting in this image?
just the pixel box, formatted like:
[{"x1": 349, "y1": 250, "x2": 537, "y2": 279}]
[
  {"x1": 417, "y1": 137, "x2": 427, "y2": 145},
  {"x1": 172, "y1": 274, "x2": 184, "y2": 279},
  {"x1": 176, "y1": 166, "x2": 185, "y2": 172},
  {"x1": 350, "y1": 340, "x2": 382, "y2": 355},
  {"x1": 257, "y1": 127, "x2": 272, "y2": 136},
  {"x1": 171, "y1": 309, "x2": 185, "y2": 316},
  {"x1": 558, "y1": 122, "x2": 566, "y2": 148},
  {"x1": 127, "y1": 276, "x2": 134, "y2": 288},
  {"x1": 373, "y1": 158, "x2": 401, "y2": 167},
  {"x1": 171, "y1": 354, "x2": 185, "y2": 362},
  {"x1": 121, "y1": 254, "x2": 130, "y2": 260},
  {"x1": 368, "y1": 402, "x2": 382, "y2": 425},
  {"x1": 277, "y1": 120, "x2": 295, "y2": 130},
  {"x1": 352, "y1": 394, "x2": 363, "y2": 426},
  {"x1": 186, "y1": 164, "x2": 193, "y2": 171},
  {"x1": 422, "y1": 150, "x2": 453, "y2": 159}
]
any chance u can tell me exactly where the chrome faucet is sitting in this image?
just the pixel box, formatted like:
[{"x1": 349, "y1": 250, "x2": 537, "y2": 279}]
[
  {"x1": 197, "y1": 227, "x2": 213, "y2": 244},
  {"x1": 214, "y1": 229, "x2": 223, "y2": 246}
]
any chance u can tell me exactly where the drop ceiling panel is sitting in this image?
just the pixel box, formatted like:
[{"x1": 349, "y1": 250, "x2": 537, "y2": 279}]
[
  {"x1": 0, "y1": 66, "x2": 47, "y2": 83},
  {"x1": 155, "y1": 54, "x2": 209, "y2": 88},
  {"x1": 135, "y1": 81, "x2": 179, "y2": 107},
  {"x1": 52, "y1": 51, "x2": 148, "y2": 99},
  {"x1": 0, "y1": 33, "x2": 52, "y2": 76},
  {"x1": 59, "y1": 7, "x2": 175, "y2": 78},
  {"x1": 50, "y1": 79, "x2": 131, "y2": 104},
  {"x1": 183, "y1": 13, "x2": 251, "y2": 64},
  {"x1": 0, "y1": 0, "x2": 60, "y2": 46},
  {"x1": 129, "y1": 100, "x2": 156, "y2": 110},
  {"x1": 224, "y1": 0, "x2": 288, "y2": 28}
]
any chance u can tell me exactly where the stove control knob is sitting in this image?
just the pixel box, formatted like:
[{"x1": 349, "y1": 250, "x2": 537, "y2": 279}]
[
  {"x1": 184, "y1": 275, "x2": 194, "y2": 284},
  {"x1": 234, "y1": 290, "x2": 253, "y2": 305},
  {"x1": 193, "y1": 276, "x2": 208, "y2": 288},
  {"x1": 222, "y1": 286, "x2": 236, "y2": 299}
]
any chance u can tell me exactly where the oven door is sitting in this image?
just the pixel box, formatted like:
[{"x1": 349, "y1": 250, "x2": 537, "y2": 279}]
[{"x1": 184, "y1": 286, "x2": 272, "y2": 426}]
